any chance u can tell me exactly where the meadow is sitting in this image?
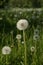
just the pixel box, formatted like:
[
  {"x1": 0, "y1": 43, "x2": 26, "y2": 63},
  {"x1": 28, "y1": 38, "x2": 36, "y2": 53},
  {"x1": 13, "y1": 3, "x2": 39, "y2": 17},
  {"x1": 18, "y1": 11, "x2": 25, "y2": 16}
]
[{"x1": 0, "y1": 8, "x2": 43, "y2": 65}]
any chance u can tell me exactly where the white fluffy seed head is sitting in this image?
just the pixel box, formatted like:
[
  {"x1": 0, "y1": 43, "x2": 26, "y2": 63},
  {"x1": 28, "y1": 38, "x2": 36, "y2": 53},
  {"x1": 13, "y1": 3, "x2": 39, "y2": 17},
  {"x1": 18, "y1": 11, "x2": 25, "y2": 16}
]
[
  {"x1": 16, "y1": 19, "x2": 28, "y2": 30},
  {"x1": 2, "y1": 46, "x2": 11, "y2": 55},
  {"x1": 30, "y1": 46, "x2": 35, "y2": 52},
  {"x1": 16, "y1": 34, "x2": 22, "y2": 40},
  {"x1": 33, "y1": 34, "x2": 39, "y2": 41},
  {"x1": 34, "y1": 29, "x2": 39, "y2": 35}
]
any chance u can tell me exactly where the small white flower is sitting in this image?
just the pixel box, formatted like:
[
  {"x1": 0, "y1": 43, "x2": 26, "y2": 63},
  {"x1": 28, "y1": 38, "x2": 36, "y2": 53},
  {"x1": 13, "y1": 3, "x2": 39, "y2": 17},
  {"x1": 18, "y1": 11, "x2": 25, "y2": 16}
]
[
  {"x1": 16, "y1": 34, "x2": 21, "y2": 40},
  {"x1": 16, "y1": 19, "x2": 28, "y2": 30},
  {"x1": 33, "y1": 34, "x2": 39, "y2": 41},
  {"x1": 34, "y1": 29, "x2": 39, "y2": 35},
  {"x1": 2, "y1": 46, "x2": 11, "y2": 55},
  {"x1": 30, "y1": 46, "x2": 35, "y2": 52}
]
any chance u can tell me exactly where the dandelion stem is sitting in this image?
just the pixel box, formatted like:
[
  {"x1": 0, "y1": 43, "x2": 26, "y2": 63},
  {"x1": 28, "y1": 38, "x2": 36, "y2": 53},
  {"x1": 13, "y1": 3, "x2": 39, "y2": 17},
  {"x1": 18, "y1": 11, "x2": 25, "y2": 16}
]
[
  {"x1": 6, "y1": 55, "x2": 8, "y2": 65},
  {"x1": 18, "y1": 39, "x2": 21, "y2": 55},
  {"x1": 23, "y1": 30, "x2": 27, "y2": 65},
  {"x1": 31, "y1": 42, "x2": 37, "y2": 65}
]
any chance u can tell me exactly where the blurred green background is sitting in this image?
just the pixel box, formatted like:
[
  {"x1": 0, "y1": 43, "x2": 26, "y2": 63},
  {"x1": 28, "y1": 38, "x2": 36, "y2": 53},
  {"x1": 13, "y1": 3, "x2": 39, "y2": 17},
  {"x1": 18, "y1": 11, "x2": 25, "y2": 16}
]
[{"x1": 0, "y1": 0, "x2": 43, "y2": 8}]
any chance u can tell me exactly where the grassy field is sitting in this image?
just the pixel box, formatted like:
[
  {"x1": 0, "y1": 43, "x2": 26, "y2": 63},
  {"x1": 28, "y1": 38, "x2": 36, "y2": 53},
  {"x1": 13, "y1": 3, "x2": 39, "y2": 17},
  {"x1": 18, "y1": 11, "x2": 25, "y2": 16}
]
[{"x1": 0, "y1": 8, "x2": 43, "y2": 65}]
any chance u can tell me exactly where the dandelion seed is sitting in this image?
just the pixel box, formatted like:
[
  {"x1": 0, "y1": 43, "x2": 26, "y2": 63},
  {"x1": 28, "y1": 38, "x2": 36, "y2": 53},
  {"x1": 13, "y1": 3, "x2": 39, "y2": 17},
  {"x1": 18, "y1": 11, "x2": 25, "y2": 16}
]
[
  {"x1": 16, "y1": 19, "x2": 28, "y2": 30},
  {"x1": 30, "y1": 46, "x2": 35, "y2": 52},
  {"x1": 2, "y1": 46, "x2": 11, "y2": 55},
  {"x1": 16, "y1": 34, "x2": 22, "y2": 40}
]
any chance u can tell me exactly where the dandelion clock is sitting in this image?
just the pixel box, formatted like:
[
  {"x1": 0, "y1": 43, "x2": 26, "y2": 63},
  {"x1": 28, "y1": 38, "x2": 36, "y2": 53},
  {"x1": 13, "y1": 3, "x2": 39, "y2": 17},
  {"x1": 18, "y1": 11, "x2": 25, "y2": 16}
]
[
  {"x1": 16, "y1": 34, "x2": 22, "y2": 40},
  {"x1": 2, "y1": 46, "x2": 11, "y2": 55},
  {"x1": 33, "y1": 34, "x2": 39, "y2": 41},
  {"x1": 2, "y1": 46, "x2": 11, "y2": 65},
  {"x1": 17, "y1": 19, "x2": 28, "y2": 30},
  {"x1": 34, "y1": 29, "x2": 39, "y2": 35},
  {"x1": 30, "y1": 46, "x2": 35, "y2": 53}
]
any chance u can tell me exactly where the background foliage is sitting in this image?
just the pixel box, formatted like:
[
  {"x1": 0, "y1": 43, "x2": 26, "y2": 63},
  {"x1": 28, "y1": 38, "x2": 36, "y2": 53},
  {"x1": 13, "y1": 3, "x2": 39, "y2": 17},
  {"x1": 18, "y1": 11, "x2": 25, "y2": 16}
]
[{"x1": 0, "y1": 0, "x2": 43, "y2": 8}]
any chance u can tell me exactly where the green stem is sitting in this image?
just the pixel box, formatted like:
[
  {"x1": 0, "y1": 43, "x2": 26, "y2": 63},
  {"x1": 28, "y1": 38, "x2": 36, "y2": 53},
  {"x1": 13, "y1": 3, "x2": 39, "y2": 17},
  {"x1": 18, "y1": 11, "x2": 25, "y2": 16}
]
[
  {"x1": 18, "y1": 40, "x2": 21, "y2": 55},
  {"x1": 23, "y1": 30, "x2": 27, "y2": 65},
  {"x1": 31, "y1": 42, "x2": 37, "y2": 65},
  {"x1": 0, "y1": 53, "x2": 2, "y2": 64},
  {"x1": 6, "y1": 55, "x2": 8, "y2": 65}
]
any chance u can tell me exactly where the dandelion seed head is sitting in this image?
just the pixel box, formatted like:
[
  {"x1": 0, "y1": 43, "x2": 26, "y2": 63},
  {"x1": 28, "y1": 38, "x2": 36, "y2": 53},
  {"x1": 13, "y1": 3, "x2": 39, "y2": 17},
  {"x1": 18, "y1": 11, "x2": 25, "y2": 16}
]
[
  {"x1": 30, "y1": 46, "x2": 35, "y2": 52},
  {"x1": 17, "y1": 19, "x2": 28, "y2": 30},
  {"x1": 2, "y1": 46, "x2": 11, "y2": 55},
  {"x1": 34, "y1": 29, "x2": 39, "y2": 35},
  {"x1": 16, "y1": 34, "x2": 21, "y2": 40},
  {"x1": 33, "y1": 34, "x2": 39, "y2": 41}
]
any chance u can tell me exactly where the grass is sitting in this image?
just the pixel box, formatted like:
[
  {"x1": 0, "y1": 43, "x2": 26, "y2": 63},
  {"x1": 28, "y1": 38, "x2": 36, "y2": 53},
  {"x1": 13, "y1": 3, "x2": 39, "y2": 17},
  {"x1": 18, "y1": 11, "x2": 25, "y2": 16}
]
[
  {"x1": 0, "y1": 24, "x2": 43, "y2": 65},
  {"x1": 0, "y1": 8, "x2": 43, "y2": 65}
]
